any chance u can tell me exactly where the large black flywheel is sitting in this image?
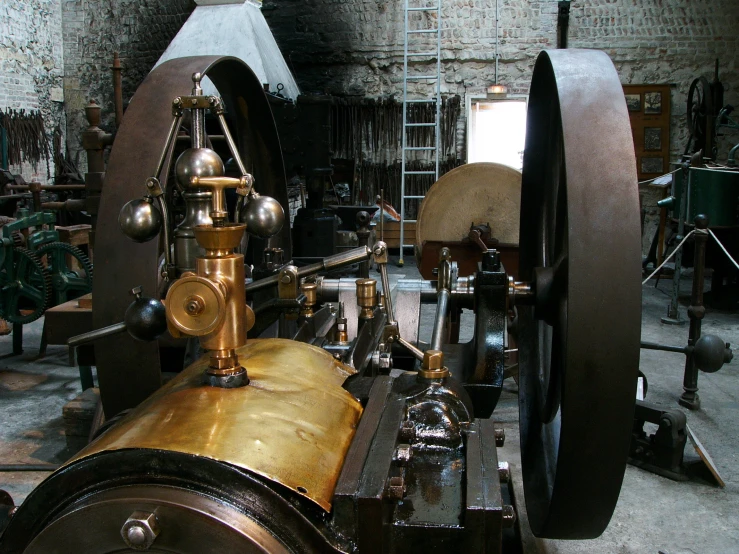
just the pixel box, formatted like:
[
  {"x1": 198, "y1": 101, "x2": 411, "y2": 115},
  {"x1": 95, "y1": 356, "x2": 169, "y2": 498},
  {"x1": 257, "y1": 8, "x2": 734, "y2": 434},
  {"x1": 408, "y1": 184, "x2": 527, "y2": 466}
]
[{"x1": 518, "y1": 49, "x2": 642, "y2": 539}]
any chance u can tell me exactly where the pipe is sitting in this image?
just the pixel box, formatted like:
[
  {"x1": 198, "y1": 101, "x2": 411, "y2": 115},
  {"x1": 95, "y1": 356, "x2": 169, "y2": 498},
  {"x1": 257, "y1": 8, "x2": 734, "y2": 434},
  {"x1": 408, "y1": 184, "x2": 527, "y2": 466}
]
[{"x1": 41, "y1": 199, "x2": 87, "y2": 212}]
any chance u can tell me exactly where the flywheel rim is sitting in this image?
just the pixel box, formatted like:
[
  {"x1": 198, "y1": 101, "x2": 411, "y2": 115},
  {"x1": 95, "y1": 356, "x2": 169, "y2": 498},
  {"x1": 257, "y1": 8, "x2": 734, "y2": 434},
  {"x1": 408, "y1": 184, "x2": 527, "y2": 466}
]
[{"x1": 518, "y1": 49, "x2": 642, "y2": 539}]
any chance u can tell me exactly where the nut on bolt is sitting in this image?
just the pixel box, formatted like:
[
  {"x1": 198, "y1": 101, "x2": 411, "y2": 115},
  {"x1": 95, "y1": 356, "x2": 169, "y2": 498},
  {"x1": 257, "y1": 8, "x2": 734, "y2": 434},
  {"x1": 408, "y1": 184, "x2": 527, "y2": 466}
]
[
  {"x1": 394, "y1": 444, "x2": 413, "y2": 466},
  {"x1": 419, "y1": 349, "x2": 450, "y2": 379},
  {"x1": 498, "y1": 461, "x2": 510, "y2": 483},
  {"x1": 502, "y1": 505, "x2": 516, "y2": 528},
  {"x1": 121, "y1": 511, "x2": 160, "y2": 551},
  {"x1": 494, "y1": 427, "x2": 505, "y2": 447},
  {"x1": 386, "y1": 476, "x2": 406, "y2": 501},
  {"x1": 398, "y1": 420, "x2": 416, "y2": 442}
]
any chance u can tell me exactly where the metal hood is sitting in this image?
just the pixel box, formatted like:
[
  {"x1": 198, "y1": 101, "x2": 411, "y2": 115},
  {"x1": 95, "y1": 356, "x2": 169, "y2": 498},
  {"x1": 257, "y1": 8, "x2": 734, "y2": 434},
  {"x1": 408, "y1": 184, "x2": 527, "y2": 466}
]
[{"x1": 154, "y1": 0, "x2": 299, "y2": 99}]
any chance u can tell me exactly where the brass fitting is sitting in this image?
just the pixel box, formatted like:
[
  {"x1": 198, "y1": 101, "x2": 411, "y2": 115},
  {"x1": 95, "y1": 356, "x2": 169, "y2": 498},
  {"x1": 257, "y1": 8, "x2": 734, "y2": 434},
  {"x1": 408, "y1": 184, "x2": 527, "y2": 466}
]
[
  {"x1": 300, "y1": 282, "x2": 318, "y2": 318},
  {"x1": 356, "y1": 278, "x2": 377, "y2": 320},
  {"x1": 336, "y1": 303, "x2": 349, "y2": 343},
  {"x1": 165, "y1": 223, "x2": 251, "y2": 387},
  {"x1": 419, "y1": 349, "x2": 450, "y2": 380}
]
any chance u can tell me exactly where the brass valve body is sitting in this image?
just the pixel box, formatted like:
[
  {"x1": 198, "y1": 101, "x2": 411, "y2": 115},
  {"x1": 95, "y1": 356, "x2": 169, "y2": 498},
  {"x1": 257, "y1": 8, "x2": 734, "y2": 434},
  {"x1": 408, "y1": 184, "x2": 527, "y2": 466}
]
[{"x1": 166, "y1": 223, "x2": 250, "y2": 385}]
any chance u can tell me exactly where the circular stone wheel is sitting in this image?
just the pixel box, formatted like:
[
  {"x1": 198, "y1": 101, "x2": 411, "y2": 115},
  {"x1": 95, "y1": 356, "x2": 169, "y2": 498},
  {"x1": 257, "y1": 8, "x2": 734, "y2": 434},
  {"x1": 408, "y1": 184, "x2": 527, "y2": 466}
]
[
  {"x1": 415, "y1": 162, "x2": 522, "y2": 265},
  {"x1": 517, "y1": 49, "x2": 642, "y2": 540}
]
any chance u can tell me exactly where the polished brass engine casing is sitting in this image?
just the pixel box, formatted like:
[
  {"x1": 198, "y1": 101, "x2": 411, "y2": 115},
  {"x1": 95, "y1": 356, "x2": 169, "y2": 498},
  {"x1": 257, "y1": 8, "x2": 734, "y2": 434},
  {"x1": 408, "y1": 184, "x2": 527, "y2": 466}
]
[{"x1": 66, "y1": 339, "x2": 363, "y2": 512}]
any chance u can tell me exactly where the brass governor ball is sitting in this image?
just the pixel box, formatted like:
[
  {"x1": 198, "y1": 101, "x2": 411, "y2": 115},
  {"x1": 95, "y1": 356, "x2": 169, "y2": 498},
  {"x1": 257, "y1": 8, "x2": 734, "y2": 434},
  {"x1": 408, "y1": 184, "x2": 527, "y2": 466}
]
[
  {"x1": 118, "y1": 197, "x2": 162, "y2": 243},
  {"x1": 241, "y1": 194, "x2": 285, "y2": 239},
  {"x1": 175, "y1": 147, "x2": 224, "y2": 190}
]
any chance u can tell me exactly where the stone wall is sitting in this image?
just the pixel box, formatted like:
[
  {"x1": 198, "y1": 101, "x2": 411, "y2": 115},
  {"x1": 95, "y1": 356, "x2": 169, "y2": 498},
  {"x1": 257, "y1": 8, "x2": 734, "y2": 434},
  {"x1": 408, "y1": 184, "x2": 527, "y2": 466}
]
[
  {"x1": 263, "y1": 0, "x2": 739, "y2": 250},
  {"x1": 0, "y1": 1, "x2": 65, "y2": 183},
  {"x1": 62, "y1": 0, "x2": 194, "y2": 171}
]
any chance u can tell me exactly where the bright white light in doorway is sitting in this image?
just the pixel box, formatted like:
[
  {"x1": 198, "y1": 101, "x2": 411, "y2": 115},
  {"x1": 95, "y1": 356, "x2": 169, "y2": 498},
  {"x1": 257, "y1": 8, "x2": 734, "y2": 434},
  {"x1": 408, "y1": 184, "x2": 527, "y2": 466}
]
[{"x1": 468, "y1": 100, "x2": 527, "y2": 171}]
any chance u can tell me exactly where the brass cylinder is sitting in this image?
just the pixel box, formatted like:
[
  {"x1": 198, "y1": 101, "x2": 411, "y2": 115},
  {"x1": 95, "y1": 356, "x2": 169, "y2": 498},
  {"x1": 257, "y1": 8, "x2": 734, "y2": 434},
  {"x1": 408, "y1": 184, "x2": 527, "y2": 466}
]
[
  {"x1": 356, "y1": 278, "x2": 377, "y2": 320},
  {"x1": 198, "y1": 253, "x2": 246, "y2": 369}
]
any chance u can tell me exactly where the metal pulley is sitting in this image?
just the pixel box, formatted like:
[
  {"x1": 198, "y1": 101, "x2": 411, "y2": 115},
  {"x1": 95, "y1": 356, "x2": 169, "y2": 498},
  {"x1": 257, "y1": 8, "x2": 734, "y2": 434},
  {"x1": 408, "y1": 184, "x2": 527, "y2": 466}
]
[{"x1": 516, "y1": 49, "x2": 642, "y2": 539}]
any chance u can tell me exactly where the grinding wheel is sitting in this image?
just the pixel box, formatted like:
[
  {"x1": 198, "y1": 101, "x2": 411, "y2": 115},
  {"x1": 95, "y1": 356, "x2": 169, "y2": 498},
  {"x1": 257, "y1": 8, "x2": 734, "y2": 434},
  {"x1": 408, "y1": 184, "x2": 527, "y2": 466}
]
[
  {"x1": 415, "y1": 162, "x2": 521, "y2": 265},
  {"x1": 518, "y1": 50, "x2": 641, "y2": 539}
]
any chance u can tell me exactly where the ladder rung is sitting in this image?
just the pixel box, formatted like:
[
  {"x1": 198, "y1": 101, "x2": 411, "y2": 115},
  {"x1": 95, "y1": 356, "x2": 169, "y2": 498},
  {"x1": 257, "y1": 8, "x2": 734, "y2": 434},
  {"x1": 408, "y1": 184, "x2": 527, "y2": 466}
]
[
  {"x1": 407, "y1": 6, "x2": 440, "y2": 11},
  {"x1": 403, "y1": 195, "x2": 426, "y2": 199},
  {"x1": 406, "y1": 75, "x2": 438, "y2": 80},
  {"x1": 407, "y1": 29, "x2": 439, "y2": 34},
  {"x1": 404, "y1": 146, "x2": 436, "y2": 150},
  {"x1": 405, "y1": 171, "x2": 436, "y2": 175},
  {"x1": 402, "y1": 219, "x2": 418, "y2": 223},
  {"x1": 405, "y1": 99, "x2": 436, "y2": 103},
  {"x1": 405, "y1": 123, "x2": 436, "y2": 127},
  {"x1": 406, "y1": 52, "x2": 438, "y2": 57}
]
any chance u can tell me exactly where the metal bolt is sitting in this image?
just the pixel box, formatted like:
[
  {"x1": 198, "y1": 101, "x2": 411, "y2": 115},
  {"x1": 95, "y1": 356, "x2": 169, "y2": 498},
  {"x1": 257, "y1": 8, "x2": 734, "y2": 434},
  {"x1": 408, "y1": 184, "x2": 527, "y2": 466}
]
[
  {"x1": 386, "y1": 476, "x2": 406, "y2": 501},
  {"x1": 184, "y1": 295, "x2": 204, "y2": 316},
  {"x1": 280, "y1": 273, "x2": 292, "y2": 284},
  {"x1": 494, "y1": 427, "x2": 505, "y2": 447},
  {"x1": 498, "y1": 461, "x2": 510, "y2": 483},
  {"x1": 394, "y1": 444, "x2": 413, "y2": 466},
  {"x1": 502, "y1": 505, "x2": 516, "y2": 528},
  {"x1": 121, "y1": 511, "x2": 160, "y2": 551},
  {"x1": 398, "y1": 420, "x2": 416, "y2": 442}
]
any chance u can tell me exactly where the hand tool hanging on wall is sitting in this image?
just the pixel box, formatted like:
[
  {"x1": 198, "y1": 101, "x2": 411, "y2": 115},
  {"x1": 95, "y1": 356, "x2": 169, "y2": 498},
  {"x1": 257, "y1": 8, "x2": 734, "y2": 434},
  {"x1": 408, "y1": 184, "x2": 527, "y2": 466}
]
[{"x1": 0, "y1": 109, "x2": 51, "y2": 178}]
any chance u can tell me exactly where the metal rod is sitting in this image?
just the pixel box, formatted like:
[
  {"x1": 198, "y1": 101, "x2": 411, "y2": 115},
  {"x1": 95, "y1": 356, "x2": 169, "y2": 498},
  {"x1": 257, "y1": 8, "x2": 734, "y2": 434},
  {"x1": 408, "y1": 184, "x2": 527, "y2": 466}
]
[
  {"x1": 665, "y1": 163, "x2": 690, "y2": 323},
  {"x1": 430, "y1": 288, "x2": 450, "y2": 351},
  {"x1": 217, "y1": 113, "x2": 248, "y2": 177},
  {"x1": 640, "y1": 340, "x2": 687, "y2": 355},
  {"x1": 68, "y1": 322, "x2": 127, "y2": 348},
  {"x1": 245, "y1": 246, "x2": 372, "y2": 293},
  {"x1": 397, "y1": 335, "x2": 424, "y2": 361},
  {"x1": 154, "y1": 194, "x2": 174, "y2": 272},
  {"x1": 154, "y1": 114, "x2": 182, "y2": 181},
  {"x1": 380, "y1": 188, "x2": 385, "y2": 242},
  {"x1": 680, "y1": 217, "x2": 709, "y2": 410},
  {"x1": 0, "y1": 464, "x2": 60, "y2": 472},
  {"x1": 6, "y1": 185, "x2": 85, "y2": 191},
  {"x1": 379, "y1": 262, "x2": 395, "y2": 324}
]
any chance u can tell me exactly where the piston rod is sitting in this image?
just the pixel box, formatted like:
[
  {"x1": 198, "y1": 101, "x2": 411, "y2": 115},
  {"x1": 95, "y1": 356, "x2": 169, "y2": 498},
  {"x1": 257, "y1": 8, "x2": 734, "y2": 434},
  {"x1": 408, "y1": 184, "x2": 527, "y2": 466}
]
[{"x1": 245, "y1": 246, "x2": 372, "y2": 293}]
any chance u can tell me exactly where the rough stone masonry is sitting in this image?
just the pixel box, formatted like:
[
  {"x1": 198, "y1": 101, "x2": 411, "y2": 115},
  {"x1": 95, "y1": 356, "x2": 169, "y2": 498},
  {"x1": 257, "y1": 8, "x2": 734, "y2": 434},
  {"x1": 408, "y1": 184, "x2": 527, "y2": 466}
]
[{"x1": 2, "y1": 1, "x2": 738, "y2": 248}]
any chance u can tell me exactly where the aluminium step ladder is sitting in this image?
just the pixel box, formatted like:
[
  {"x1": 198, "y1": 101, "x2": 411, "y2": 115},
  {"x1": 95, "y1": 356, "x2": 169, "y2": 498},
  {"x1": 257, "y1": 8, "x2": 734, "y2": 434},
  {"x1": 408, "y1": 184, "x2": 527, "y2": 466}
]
[{"x1": 399, "y1": 0, "x2": 442, "y2": 266}]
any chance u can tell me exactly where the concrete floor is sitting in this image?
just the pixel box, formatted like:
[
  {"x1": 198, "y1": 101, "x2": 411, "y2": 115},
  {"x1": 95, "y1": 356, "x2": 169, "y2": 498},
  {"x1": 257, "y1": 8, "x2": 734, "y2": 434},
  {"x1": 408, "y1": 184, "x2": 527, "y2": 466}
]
[{"x1": 1, "y1": 260, "x2": 738, "y2": 553}]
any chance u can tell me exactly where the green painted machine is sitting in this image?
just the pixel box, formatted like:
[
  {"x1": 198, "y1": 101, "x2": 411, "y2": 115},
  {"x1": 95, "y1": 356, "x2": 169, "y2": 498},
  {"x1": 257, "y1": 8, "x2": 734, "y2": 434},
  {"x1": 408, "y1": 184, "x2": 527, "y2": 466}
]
[{"x1": 0, "y1": 208, "x2": 93, "y2": 326}]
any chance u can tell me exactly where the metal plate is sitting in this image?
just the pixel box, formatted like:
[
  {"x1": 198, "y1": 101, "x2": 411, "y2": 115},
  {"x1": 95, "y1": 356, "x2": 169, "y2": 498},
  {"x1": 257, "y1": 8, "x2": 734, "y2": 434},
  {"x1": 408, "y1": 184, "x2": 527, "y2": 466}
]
[
  {"x1": 415, "y1": 162, "x2": 522, "y2": 263},
  {"x1": 518, "y1": 50, "x2": 641, "y2": 539},
  {"x1": 93, "y1": 56, "x2": 290, "y2": 418},
  {"x1": 71, "y1": 339, "x2": 362, "y2": 512}
]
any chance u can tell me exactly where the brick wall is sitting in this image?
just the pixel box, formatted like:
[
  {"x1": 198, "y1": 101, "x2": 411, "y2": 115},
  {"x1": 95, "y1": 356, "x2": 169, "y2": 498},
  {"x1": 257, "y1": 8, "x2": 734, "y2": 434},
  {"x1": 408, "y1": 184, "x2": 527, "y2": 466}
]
[
  {"x1": 62, "y1": 0, "x2": 194, "y2": 171},
  {"x1": 263, "y1": 0, "x2": 739, "y2": 250},
  {"x1": 0, "y1": 1, "x2": 65, "y2": 183}
]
